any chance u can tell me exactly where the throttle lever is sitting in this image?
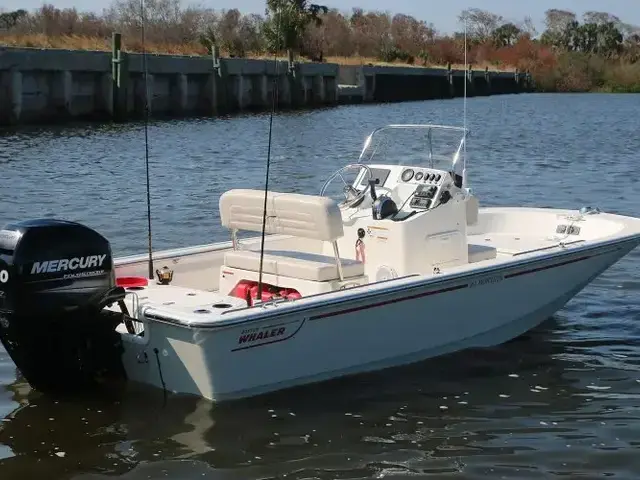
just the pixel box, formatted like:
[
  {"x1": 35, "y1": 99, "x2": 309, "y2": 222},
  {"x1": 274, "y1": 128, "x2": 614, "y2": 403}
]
[{"x1": 368, "y1": 179, "x2": 378, "y2": 202}]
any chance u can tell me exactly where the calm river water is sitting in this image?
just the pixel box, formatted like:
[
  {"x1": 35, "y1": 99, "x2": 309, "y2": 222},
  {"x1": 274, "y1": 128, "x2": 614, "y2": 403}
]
[{"x1": 1, "y1": 93, "x2": 640, "y2": 479}]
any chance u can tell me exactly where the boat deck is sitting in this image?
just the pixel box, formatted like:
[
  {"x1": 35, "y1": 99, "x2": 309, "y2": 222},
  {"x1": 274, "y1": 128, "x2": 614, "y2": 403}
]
[
  {"x1": 110, "y1": 283, "x2": 247, "y2": 332},
  {"x1": 110, "y1": 232, "x2": 580, "y2": 333}
]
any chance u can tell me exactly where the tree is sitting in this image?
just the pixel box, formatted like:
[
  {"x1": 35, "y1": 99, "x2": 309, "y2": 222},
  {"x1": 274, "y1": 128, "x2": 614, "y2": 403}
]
[
  {"x1": 595, "y1": 21, "x2": 623, "y2": 56},
  {"x1": 493, "y1": 22, "x2": 521, "y2": 46},
  {"x1": 458, "y1": 8, "x2": 502, "y2": 41},
  {"x1": 0, "y1": 9, "x2": 27, "y2": 29},
  {"x1": 541, "y1": 10, "x2": 581, "y2": 51},
  {"x1": 302, "y1": 9, "x2": 354, "y2": 60},
  {"x1": 519, "y1": 16, "x2": 537, "y2": 38},
  {"x1": 349, "y1": 7, "x2": 364, "y2": 28},
  {"x1": 544, "y1": 9, "x2": 576, "y2": 34},
  {"x1": 541, "y1": 13, "x2": 623, "y2": 57},
  {"x1": 583, "y1": 11, "x2": 620, "y2": 26},
  {"x1": 622, "y1": 28, "x2": 640, "y2": 61},
  {"x1": 349, "y1": 10, "x2": 393, "y2": 59},
  {"x1": 318, "y1": 10, "x2": 353, "y2": 56},
  {"x1": 574, "y1": 22, "x2": 599, "y2": 52},
  {"x1": 390, "y1": 13, "x2": 434, "y2": 56},
  {"x1": 212, "y1": 9, "x2": 263, "y2": 57},
  {"x1": 106, "y1": 0, "x2": 211, "y2": 43},
  {"x1": 262, "y1": 0, "x2": 327, "y2": 53},
  {"x1": 216, "y1": 9, "x2": 244, "y2": 55}
]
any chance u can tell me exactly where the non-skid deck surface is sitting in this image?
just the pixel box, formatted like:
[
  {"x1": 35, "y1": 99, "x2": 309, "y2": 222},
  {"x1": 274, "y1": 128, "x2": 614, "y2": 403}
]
[{"x1": 108, "y1": 283, "x2": 246, "y2": 327}]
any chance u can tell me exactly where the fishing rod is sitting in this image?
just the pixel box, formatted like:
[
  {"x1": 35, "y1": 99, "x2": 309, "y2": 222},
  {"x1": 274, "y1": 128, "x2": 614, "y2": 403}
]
[
  {"x1": 139, "y1": 0, "x2": 167, "y2": 402},
  {"x1": 462, "y1": 16, "x2": 468, "y2": 189},
  {"x1": 140, "y1": 0, "x2": 154, "y2": 280},
  {"x1": 256, "y1": 7, "x2": 281, "y2": 300}
]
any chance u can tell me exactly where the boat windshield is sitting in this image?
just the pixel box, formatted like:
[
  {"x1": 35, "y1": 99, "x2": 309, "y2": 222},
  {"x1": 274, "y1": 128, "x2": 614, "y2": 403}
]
[{"x1": 356, "y1": 124, "x2": 468, "y2": 172}]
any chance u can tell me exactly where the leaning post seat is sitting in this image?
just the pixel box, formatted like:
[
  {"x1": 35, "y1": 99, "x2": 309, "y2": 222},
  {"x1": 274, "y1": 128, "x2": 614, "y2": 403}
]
[
  {"x1": 218, "y1": 189, "x2": 365, "y2": 285},
  {"x1": 466, "y1": 193, "x2": 479, "y2": 226}
]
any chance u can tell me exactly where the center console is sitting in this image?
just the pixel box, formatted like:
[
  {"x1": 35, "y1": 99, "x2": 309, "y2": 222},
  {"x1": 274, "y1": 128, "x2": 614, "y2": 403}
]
[
  {"x1": 398, "y1": 167, "x2": 451, "y2": 212},
  {"x1": 349, "y1": 165, "x2": 456, "y2": 219}
]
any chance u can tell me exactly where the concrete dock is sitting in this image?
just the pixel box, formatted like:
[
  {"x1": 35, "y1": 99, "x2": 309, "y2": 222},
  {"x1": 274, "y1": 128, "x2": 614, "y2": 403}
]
[
  {"x1": 0, "y1": 42, "x2": 533, "y2": 126},
  {"x1": 337, "y1": 64, "x2": 532, "y2": 103}
]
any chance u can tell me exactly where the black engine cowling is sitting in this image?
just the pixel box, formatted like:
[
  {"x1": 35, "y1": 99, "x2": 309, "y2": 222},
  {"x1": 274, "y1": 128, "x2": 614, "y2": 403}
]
[{"x1": 0, "y1": 219, "x2": 128, "y2": 393}]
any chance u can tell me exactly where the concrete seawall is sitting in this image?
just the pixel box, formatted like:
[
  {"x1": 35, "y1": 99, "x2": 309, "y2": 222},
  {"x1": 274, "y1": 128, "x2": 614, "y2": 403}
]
[
  {"x1": 0, "y1": 45, "x2": 533, "y2": 126},
  {"x1": 338, "y1": 65, "x2": 532, "y2": 103}
]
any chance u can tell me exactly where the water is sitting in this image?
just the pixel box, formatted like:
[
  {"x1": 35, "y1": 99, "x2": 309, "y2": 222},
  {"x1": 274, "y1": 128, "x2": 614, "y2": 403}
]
[{"x1": 1, "y1": 93, "x2": 640, "y2": 479}]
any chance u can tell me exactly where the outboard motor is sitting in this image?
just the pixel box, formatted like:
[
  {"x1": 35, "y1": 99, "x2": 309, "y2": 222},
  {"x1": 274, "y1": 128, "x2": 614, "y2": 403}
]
[{"x1": 0, "y1": 219, "x2": 128, "y2": 393}]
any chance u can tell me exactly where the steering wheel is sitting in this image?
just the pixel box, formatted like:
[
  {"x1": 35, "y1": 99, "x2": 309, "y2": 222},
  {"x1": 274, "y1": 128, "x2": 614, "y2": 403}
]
[{"x1": 320, "y1": 164, "x2": 373, "y2": 209}]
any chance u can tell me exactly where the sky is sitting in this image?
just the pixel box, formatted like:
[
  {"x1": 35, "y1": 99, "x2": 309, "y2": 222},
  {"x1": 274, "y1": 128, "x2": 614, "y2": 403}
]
[{"x1": 4, "y1": 0, "x2": 640, "y2": 34}]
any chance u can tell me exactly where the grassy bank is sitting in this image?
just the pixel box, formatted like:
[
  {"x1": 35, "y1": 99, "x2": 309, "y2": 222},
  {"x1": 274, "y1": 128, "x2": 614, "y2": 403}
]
[
  {"x1": 533, "y1": 52, "x2": 640, "y2": 93},
  {"x1": 0, "y1": 33, "x2": 513, "y2": 72}
]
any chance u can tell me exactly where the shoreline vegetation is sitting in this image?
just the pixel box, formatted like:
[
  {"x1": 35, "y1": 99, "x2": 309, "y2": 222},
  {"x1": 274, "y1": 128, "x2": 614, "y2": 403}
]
[{"x1": 1, "y1": 2, "x2": 640, "y2": 93}]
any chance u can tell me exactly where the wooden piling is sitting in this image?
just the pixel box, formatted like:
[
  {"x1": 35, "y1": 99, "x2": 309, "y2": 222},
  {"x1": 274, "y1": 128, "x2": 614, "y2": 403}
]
[
  {"x1": 204, "y1": 44, "x2": 226, "y2": 114},
  {"x1": 287, "y1": 49, "x2": 302, "y2": 107},
  {"x1": 111, "y1": 32, "x2": 129, "y2": 121},
  {"x1": 466, "y1": 63, "x2": 475, "y2": 96},
  {"x1": 447, "y1": 63, "x2": 454, "y2": 98}
]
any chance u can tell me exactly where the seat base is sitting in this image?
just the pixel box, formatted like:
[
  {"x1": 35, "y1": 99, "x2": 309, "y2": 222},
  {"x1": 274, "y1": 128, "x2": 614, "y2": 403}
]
[
  {"x1": 219, "y1": 265, "x2": 369, "y2": 298},
  {"x1": 224, "y1": 249, "x2": 365, "y2": 282}
]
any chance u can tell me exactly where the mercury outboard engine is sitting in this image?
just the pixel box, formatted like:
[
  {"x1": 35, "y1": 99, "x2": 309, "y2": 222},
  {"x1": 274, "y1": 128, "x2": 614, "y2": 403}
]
[{"x1": 0, "y1": 219, "x2": 128, "y2": 393}]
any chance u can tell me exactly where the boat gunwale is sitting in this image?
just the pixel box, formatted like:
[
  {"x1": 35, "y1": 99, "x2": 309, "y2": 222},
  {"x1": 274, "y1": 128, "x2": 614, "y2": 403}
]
[{"x1": 138, "y1": 234, "x2": 640, "y2": 331}]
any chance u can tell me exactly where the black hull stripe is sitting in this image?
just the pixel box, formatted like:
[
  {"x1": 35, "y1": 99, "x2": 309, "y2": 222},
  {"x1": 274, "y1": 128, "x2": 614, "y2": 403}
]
[
  {"x1": 504, "y1": 254, "x2": 592, "y2": 278},
  {"x1": 310, "y1": 253, "x2": 598, "y2": 321},
  {"x1": 311, "y1": 284, "x2": 467, "y2": 320}
]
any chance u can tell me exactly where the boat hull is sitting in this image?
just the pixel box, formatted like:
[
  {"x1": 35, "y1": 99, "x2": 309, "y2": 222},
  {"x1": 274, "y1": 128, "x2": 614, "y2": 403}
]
[{"x1": 119, "y1": 239, "x2": 638, "y2": 402}]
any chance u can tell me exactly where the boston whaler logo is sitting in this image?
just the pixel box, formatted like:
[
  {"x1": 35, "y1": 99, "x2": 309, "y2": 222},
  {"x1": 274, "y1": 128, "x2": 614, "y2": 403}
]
[
  {"x1": 469, "y1": 274, "x2": 504, "y2": 288},
  {"x1": 232, "y1": 318, "x2": 305, "y2": 351},
  {"x1": 30, "y1": 254, "x2": 108, "y2": 279},
  {"x1": 238, "y1": 326, "x2": 286, "y2": 345}
]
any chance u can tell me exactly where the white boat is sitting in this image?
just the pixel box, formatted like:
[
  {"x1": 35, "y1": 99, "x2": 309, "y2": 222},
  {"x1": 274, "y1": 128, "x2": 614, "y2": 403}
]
[{"x1": 1, "y1": 124, "x2": 639, "y2": 402}]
